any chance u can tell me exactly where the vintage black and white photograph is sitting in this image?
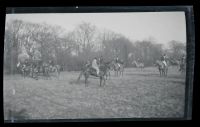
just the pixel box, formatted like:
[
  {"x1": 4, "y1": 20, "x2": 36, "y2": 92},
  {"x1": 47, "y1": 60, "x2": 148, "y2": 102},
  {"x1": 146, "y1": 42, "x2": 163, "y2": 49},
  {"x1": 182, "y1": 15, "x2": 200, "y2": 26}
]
[{"x1": 3, "y1": 11, "x2": 187, "y2": 121}]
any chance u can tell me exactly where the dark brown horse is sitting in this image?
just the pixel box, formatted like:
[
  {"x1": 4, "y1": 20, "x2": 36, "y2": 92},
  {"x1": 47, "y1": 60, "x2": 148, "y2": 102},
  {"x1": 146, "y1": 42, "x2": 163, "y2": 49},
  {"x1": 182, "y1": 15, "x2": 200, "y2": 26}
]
[
  {"x1": 179, "y1": 61, "x2": 186, "y2": 73},
  {"x1": 77, "y1": 63, "x2": 109, "y2": 87}
]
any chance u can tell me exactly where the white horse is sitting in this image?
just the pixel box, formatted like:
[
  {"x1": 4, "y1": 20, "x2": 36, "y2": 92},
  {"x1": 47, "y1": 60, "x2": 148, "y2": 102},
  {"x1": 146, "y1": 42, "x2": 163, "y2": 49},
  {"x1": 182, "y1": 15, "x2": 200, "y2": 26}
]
[{"x1": 132, "y1": 60, "x2": 144, "y2": 70}]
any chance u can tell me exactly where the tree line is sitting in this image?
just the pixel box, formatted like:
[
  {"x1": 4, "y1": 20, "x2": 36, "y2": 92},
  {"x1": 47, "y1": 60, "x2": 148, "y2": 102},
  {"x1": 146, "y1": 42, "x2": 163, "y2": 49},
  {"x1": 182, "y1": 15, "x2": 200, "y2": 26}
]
[{"x1": 4, "y1": 19, "x2": 186, "y2": 74}]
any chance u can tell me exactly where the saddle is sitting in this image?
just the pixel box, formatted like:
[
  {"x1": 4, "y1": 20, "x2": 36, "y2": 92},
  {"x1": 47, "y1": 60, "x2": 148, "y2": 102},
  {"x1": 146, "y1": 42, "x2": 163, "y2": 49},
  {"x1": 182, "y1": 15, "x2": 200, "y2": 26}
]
[{"x1": 88, "y1": 67, "x2": 99, "y2": 77}]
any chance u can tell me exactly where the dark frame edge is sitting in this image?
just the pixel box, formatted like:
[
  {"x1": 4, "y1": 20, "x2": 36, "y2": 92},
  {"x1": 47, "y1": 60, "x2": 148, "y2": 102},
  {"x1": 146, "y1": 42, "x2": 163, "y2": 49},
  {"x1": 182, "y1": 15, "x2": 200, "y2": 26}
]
[
  {"x1": 184, "y1": 6, "x2": 195, "y2": 120},
  {"x1": 2, "y1": 6, "x2": 195, "y2": 123}
]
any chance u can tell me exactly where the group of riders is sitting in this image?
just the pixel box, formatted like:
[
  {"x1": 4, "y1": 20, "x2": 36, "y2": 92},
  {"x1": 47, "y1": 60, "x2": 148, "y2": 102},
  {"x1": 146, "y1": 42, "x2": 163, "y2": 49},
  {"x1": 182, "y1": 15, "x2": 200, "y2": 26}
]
[
  {"x1": 84, "y1": 56, "x2": 124, "y2": 76},
  {"x1": 160, "y1": 53, "x2": 186, "y2": 71},
  {"x1": 17, "y1": 59, "x2": 60, "y2": 79},
  {"x1": 17, "y1": 52, "x2": 186, "y2": 79}
]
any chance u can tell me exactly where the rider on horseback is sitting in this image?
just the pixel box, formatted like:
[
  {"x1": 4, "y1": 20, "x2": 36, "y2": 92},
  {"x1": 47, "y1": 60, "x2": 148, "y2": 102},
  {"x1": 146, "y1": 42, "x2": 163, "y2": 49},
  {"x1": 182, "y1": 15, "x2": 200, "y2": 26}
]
[
  {"x1": 179, "y1": 54, "x2": 186, "y2": 71},
  {"x1": 92, "y1": 57, "x2": 100, "y2": 76},
  {"x1": 161, "y1": 53, "x2": 167, "y2": 67},
  {"x1": 181, "y1": 55, "x2": 186, "y2": 64},
  {"x1": 115, "y1": 56, "x2": 121, "y2": 67}
]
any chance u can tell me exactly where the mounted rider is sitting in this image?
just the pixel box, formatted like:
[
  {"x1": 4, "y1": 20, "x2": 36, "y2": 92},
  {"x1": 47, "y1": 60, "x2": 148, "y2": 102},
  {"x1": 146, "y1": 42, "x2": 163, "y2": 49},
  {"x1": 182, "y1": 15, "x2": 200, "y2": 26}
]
[
  {"x1": 137, "y1": 58, "x2": 142, "y2": 64},
  {"x1": 92, "y1": 57, "x2": 100, "y2": 76},
  {"x1": 179, "y1": 54, "x2": 186, "y2": 71},
  {"x1": 114, "y1": 56, "x2": 121, "y2": 67},
  {"x1": 160, "y1": 53, "x2": 167, "y2": 67}
]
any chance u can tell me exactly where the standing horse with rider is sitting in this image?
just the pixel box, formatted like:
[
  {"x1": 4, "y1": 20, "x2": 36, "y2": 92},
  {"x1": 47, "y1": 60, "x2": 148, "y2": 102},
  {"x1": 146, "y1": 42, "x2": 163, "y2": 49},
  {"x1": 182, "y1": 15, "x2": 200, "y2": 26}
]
[
  {"x1": 155, "y1": 54, "x2": 168, "y2": 76},
  {"x1": 112, "y1": 56, "x2": 125, "y2": 76},
  {"x1": 77, "y1": 56, "x2": 110, "y2": 87},
  {"x1": 179, "y1": 55, "x2": 186, "y2": 73}
]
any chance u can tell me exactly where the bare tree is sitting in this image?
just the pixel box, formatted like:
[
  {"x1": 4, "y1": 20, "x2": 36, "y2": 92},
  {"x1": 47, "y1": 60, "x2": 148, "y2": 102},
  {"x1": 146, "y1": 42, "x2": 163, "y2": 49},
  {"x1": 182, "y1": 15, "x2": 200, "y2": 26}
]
[
  {"x1": 5, "y1": 20, "x2": 23, "y2": 74},
  {"x1": 74, "y1": 22, "x2": 97, "y2": 60},
  {"x1": 168, "y1": 40, "x2": 186, "y2": 60}
]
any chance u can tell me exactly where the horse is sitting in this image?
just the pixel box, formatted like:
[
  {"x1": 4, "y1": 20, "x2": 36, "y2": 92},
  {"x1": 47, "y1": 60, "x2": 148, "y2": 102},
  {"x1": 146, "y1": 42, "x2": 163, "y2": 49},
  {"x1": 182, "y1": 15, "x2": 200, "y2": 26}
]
[
  {"x1": 17, "y1": 61, "x2": 31, "y2": 78},
  {"x1": 155, "y1": 60, "x2": 168, "y2": 77},
  {"x1": 179, "y1": 61, "x2": 186, "y2": 73},
  {"x1": 132, "y1": 60, "x2": 144, "y2": 70},
  {"x1": 77, "y1": 63, "x2": 109, "y2": 87},
  {"x1": 103, "y1": 61, "x2": 114, "y2": 79},
  {"x1": 111, "y1": 61, "x2": 124, "y2": 77},
  {"x1": 47, "y1": 64, "x2": 61, "y2": 79},
  {"x1": 21, "y1": 64, "x2": 30, "y2": 78}
]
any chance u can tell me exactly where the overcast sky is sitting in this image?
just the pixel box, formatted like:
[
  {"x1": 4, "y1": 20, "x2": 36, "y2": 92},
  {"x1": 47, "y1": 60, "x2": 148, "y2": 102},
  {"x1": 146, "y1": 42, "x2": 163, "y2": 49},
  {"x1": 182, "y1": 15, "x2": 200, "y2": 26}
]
[{"x1": 6, "y1": 12, "x2": 186, "y2": 47}]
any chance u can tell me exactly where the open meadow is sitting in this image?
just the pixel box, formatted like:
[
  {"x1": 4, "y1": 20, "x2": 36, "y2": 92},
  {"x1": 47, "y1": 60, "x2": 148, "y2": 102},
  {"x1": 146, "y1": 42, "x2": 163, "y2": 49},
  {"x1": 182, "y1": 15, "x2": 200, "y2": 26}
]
[{"x1": 3, "y1": 66, "x2": 186, "y2": 120}]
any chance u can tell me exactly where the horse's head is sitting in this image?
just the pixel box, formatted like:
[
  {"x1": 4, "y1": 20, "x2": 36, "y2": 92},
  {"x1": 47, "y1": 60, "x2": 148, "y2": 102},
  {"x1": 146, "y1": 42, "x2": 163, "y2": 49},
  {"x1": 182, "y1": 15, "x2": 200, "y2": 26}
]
[
  {"x1": 155, "y1": 60, "x2": 165, "y2": 69},
  {"x1": 132, "y1": 60, "x2": 137, "y2": 65}
]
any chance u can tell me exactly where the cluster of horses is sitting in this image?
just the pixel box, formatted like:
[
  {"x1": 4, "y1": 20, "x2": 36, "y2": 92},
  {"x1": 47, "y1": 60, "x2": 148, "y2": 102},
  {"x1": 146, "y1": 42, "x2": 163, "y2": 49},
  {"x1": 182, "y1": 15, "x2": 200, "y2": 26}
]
[
  {"x1": 16, "y1": 56, "x2": 185, "y2": 86},
  {"x1": 77, "y1": 59, "x2": 125, "y2": 87},
  {"x1": 154, "y1": 59, "x2": 186, "y2": 77},
  {"x1": 17, "y1": 60, "x2": 61, "y2": 80},
  {"x1": 77, "y1": 57, "x2": 186, "y2": 87}
]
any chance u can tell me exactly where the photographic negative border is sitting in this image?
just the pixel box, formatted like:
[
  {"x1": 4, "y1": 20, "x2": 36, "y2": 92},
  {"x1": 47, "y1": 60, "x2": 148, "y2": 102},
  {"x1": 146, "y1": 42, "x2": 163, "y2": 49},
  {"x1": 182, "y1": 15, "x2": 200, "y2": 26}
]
[{"x1": 3, "y1": 6, "x2": 195, "y2": 122}]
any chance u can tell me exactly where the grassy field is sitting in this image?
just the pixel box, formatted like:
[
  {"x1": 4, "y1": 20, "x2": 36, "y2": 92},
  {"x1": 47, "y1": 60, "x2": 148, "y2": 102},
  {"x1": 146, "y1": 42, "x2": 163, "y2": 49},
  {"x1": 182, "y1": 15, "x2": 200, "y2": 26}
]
[{"x1": 3, "y1": 66, "x2": 186, "y2": 120}]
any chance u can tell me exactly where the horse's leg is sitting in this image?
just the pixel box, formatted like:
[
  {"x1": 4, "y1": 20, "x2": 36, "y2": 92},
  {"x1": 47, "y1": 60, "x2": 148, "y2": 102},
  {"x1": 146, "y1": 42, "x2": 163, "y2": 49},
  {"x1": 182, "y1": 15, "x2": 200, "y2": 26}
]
[
  {"x1": 22, "y1": 71, "x2": 24, "y2": 78},
  {"x1": 46, "y1": 72, "x2": 49, "y2": 80},
  {"x1": 103, "y1": 76, "x2": 106, "y2": 86},
  {"x1": 24, "y1": 71, "x2": 26, "y2": 78},
  {"x1": 77, "y1": 71, "x2": 83, "y2": 82},
  {"x1": 56, "y1": 70, "x2": 59, "y2": 79},
  {"x1": 85, "y1": 74, "x2": 89, "y2": 87},
  {"x1": 108, "y1": 71, "x2": 110, "y2": 79},
  {"x1": 163, "y1": 69, "x2": 165, "y2": 76},
  {"x1": 166, "y1": 68, "x2": 168, "y2": 76},
  {"x1": 105, "y1": 72, "x2": 108, "y2": 80},
  {"x1": 160, "y1": 69, "x2": 162, "y2": 76},
  {"x1": 164, "y1": 68, "x2": 166, "y2": 76},
  {"x1": 100, "y1": 76, "x2": 102, "y2": 87},
  {"x1": 84, "y1": 76, "x2": 87, "y2": 86}
]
